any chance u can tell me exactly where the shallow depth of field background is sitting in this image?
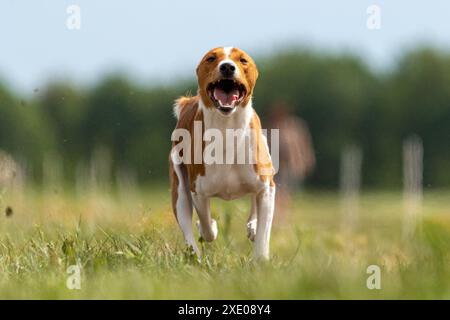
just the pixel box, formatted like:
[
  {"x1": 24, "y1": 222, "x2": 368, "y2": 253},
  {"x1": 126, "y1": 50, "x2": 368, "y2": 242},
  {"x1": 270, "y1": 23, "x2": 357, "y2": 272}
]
[{"x1": 1, "y1": 1, "x2": 450, "y2": 299}]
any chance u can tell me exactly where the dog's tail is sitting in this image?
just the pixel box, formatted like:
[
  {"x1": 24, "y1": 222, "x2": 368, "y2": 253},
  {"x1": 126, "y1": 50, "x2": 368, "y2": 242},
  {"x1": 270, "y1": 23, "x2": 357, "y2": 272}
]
[{"x1": 173, "y1": 95, "x2": 199, "y2": 120}]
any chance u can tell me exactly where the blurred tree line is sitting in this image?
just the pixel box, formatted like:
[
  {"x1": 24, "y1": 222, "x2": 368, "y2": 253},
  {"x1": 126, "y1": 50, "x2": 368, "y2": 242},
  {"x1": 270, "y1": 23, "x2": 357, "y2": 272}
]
[{"x1": 0, "y1": 47, "x2": 449, "y2": 189}]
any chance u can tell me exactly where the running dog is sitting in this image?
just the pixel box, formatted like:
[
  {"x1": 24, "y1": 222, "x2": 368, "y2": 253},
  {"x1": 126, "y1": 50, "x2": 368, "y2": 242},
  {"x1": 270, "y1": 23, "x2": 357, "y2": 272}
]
[{"x1": 169, "y1": 47, "x2": 275, "y2": 260}]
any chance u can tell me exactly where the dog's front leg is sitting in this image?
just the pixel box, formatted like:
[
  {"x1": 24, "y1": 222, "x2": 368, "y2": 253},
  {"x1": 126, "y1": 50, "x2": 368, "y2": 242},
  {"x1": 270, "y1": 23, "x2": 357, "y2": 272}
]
[
  {"x1": 192, "y1": 193, "x2": 218, "y2": 242},
  {"x1": 254, "y1": 183, "x2": 276, "y2": 260},
  {"x1": 170, "y1": 154, "x2": 200, "y2": 259}
]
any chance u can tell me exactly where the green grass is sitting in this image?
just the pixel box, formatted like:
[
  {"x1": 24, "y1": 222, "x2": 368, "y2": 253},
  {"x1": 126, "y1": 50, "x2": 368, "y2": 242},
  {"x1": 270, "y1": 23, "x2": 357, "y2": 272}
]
[{"x1": 0, "y1": 187, "x2": 450, "y2": 299}]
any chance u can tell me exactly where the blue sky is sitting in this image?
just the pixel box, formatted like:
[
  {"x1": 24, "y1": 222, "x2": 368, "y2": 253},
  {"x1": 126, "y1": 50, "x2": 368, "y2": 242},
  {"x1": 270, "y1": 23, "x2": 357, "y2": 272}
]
[{"x1": 1, "y1": 0, "x2": 449, "y2": 93}]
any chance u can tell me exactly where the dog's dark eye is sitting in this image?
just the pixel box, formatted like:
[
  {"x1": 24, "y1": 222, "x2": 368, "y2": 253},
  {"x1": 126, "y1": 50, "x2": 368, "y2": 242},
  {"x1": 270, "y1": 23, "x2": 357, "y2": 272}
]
[
  {"x1": 240, "y1": 57, "x2": 248, "y2": 65},
  {"x1": 206, "y1": 56, "x2": 216, "y2": 63}
]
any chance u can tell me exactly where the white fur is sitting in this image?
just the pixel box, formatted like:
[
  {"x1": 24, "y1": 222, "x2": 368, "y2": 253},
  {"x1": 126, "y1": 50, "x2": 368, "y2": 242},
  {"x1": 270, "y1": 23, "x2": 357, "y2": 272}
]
[
  {"x1": 224, "y1": 46, "x2": 233, "y2": 57},
  {"x1": 171, "y1": 150, "x2": 200, "y2": 257},
  {"x1": 173, "y1": 101, "x2": 181, "y2": 120},
  {"x1": 196, "y1": 99, "x2": 264, "y2": 200},
  {"x1": 247, "y1": 194, "x2": 258, "y2": 241},
  {"x1": 219, "y1": 46, "x2": 240, "y2": 77},
  {"x1": 247, "y1": 219, "x2": 257, "y2": 241},
  {"x1": 254, "y1": 182, "x2": 275, "y2": 259},
  {"x1": 196, "y1": 218, "x2": 218, "y2": 242}
]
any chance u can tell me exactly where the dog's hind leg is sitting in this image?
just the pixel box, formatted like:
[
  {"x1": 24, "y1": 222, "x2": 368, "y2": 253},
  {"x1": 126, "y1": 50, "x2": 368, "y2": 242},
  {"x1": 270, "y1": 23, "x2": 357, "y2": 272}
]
[
  {"x1": 192, "y1": 194, "x2": 218, "y2": 242},
  {"x1": 247, "y1": 194, "x2": 257, "y2": 241},
  {"x1": 170, "y1": 152, "x2": 200, "y2": 258}
]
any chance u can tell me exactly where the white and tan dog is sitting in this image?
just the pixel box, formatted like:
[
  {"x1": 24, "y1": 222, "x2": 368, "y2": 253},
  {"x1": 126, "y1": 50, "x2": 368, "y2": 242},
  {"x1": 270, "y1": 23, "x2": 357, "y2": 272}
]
[{"x1": 169, "y1": 47, "x2": 275, "y2": 260}]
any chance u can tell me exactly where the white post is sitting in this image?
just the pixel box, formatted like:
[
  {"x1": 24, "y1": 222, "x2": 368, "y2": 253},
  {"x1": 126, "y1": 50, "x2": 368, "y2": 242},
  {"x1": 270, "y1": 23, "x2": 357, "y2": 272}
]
[
  {"x1": 89, "y1": 146, "x2": 112, "y2": 192},
  {"x1": 403, "y1": 135, "x2": 423, "y2": 238},
  {"x1": 340, "y1": 145, "x2": 362, "y2": 231},
  {"x1": 43, "y1": 152, "x2": 63, "y2": 192}
]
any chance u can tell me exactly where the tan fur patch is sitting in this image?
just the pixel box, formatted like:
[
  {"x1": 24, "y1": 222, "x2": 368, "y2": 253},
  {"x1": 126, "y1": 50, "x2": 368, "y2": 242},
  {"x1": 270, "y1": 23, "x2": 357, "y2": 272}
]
[
  {"x1": 171, "y1": 96, "x2": 205, "y2": 192},
  {"x1": 250, "y1": 112, "x2": 275, "y2": 187}
]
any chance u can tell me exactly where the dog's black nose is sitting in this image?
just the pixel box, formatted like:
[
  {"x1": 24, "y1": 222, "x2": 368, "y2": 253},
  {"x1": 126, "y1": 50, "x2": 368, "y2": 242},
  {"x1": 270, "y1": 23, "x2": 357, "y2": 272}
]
[{"x1": 220, "y1": 63, "x2": 236, "y2": 77}]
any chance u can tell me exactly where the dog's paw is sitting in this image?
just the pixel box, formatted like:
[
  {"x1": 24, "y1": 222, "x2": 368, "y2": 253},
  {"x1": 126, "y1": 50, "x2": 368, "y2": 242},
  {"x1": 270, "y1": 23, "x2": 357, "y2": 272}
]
[
  {"x1": 183, "y1": 243, "x2": 202, "y2": 263},
  {"x1": 197, "y1": 219, "x2": 218, "y2": 242},
  {"x1": 210, "y1": 219, "x2": 218, "y2": 240},
  {"x1": 247, "y1": 219, "x2": 257, "y2": 242}
]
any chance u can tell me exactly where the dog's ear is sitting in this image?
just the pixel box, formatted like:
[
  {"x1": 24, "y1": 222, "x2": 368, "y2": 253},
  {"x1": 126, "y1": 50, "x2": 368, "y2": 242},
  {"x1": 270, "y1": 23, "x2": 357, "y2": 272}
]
[
  {"x1": 247, "y1": 61, "x2": 259, "y2": 92},
  {"x1": 196, "y1": 58, "x2": 205, "y2": 78},
  {"x1": 196, "y1": 53, "x2": 207, "y2": 77}
]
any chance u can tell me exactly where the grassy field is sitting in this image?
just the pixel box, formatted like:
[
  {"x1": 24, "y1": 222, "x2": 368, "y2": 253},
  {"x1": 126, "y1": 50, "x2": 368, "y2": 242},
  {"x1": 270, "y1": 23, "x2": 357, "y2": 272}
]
[{"x1": 0, "y1": 185, "x2": 449, "y2": 299}]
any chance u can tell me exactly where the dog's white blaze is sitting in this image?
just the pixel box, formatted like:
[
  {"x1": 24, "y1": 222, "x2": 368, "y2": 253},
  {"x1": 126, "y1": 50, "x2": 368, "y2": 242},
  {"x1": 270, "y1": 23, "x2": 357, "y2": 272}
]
[
  {"x1": 219, "y1": 46, "x2": 240, "y2": 77},
  {"x1": 224, "y1": 46, "x2": 233, "y2": 58}
]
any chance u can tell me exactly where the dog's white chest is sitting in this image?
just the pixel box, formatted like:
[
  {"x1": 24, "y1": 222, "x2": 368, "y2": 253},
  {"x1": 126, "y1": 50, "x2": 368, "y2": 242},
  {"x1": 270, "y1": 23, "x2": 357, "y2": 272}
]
[
  {"x1": 196, "y1": 163, "x2": 261, "y2": 200},
  {"x1": 194, "y1": 102, "x2": 264, "y2": 200}
]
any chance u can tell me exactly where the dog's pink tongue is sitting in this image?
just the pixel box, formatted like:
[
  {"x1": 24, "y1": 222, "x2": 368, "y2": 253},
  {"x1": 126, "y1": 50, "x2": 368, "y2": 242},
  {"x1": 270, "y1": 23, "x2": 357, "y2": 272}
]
[{"x1": 214, "y1": 87, "x2": 239, "y2": 106}]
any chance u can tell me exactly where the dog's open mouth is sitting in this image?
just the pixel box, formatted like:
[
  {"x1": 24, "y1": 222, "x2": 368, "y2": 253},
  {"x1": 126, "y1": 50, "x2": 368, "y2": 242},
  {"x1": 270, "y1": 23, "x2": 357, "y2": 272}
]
[{"x1": 207, "y1": 79, "x2": 246, "y2": 115}]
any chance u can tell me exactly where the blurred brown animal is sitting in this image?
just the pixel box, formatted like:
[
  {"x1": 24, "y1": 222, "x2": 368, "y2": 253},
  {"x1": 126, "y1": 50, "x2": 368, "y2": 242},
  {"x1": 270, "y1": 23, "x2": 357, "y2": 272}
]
[{"x1": 267, "y1": 103, "x2": 315, "y2": 216}]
